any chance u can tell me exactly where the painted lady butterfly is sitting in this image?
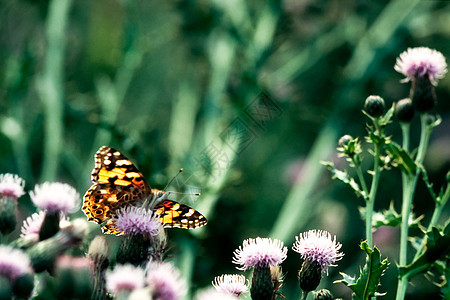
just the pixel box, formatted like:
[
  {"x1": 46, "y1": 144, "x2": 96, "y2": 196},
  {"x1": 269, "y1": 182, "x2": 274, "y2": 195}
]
[{"x1": 82, "y1": 146, "x2": 207, "y2": 235}]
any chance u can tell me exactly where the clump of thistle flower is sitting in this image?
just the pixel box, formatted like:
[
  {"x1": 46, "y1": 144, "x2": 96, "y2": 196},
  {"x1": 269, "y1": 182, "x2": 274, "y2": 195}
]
[
  {"x1": 0, "y1": 174, "x2": 25, "y2": 235},
  {"x1": 292, "y1": 230, "x2": 343, "y2": 297},
  {"x1": 54, "y1": 255, "x2": 92, "y2": 299},
  {"x1": 106, "y1": 264, "x2": 145, "y2": 300},
  {"x1": 146, "y1": 261, "x2": 186, "y2": 300},
  {"x1": 233, "y1": 237, "x2": 287, "y2": 300},
  {"x1": 395, "y1": 47, "x2": 447, "y2": 112},
  {"x1": 19, "y1": 211, "x2": 68, "y2": 245},
  {"x1": 29, "y1": 182, "x2": 80, "y2": 240},
  {"x1": 0, "y1": 245, "x2": 34, "y2": 298},
  {"x1": 212, "y1": 274, "x2": 248, "y2": 296},
  {"x1": 115, "y1": 207, "x2": 166, "y2": 266}
]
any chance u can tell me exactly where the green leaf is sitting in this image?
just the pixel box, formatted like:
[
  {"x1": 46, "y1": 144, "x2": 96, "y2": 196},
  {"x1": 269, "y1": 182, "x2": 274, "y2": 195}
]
[
  {"x1": 379, "y1": 104, "x2": 395, "y2": 127},
  {"x1": 399, "y1": 226, "x2": 450, "y2": 279},
  {"x1": 322, "y1": 161, "x2": 365, "y2": 198},
  {"x1": 385, "y1": 141, "x2": 416, "y2": 175},
  {"x1": 369, "y1": 202, "x2": 422, "y2": 229},
  {"x1": 335, "y1": 241, "x2": 389, "y2": 300}
]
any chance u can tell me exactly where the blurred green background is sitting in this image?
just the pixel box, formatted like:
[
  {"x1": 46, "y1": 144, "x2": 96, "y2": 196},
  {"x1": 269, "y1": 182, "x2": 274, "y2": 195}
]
[{"x1": 1, "y1": 0, "x2": 449, "y2": 299}]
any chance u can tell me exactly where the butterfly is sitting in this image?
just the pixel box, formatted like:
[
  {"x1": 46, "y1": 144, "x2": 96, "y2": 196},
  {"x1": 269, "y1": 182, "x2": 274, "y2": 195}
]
[{"x1": 82, "y1": 146, "x2": 207, "y2": 235}]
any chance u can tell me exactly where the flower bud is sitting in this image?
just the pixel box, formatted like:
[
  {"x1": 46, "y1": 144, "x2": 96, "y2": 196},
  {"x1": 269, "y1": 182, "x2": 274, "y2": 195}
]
[
  {"x1": 338, "y1": 135, "x2": 352, "y2": 147},
  {"x1": 395, "y1": 98, "x2": 414, "y2": 123},
  {"x1": 299, "y1": 259, "x2": 322, "y2": 294},
  {"x1": 364, "y1": 95, "x2": 385, "y2": 118},
  {"x1": 314, "y1": 288, "x2": 335, "y2": 300},
  {"x1": 250, "y1": 265, "x2": 274, "y2": 300},
  {"x1": 89, "y1": 236, "x2": 109, "y2": 300},
  {"x1": 411, "y1": 75, "x2": 436, "y2": 112}
]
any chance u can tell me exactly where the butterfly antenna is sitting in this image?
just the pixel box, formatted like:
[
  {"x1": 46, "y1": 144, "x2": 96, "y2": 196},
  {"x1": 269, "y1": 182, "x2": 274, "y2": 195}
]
[{"x1": 164, "y1": 168, "x2": 183, "y2": 191}]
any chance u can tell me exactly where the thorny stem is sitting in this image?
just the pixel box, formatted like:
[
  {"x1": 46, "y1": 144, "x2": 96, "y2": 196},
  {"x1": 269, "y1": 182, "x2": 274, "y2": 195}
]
[{"x1": 396, "y1": 114, "x2": 431, "y2": 300}]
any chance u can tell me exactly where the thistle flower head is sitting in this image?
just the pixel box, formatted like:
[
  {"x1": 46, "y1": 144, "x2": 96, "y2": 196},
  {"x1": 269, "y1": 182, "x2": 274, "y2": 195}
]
[
  {"x1": 20, "y1": 211, "x2": 68, "y2": 242},
  {"x1": 114, "y1": 206, "x2": 162, "y2": 236},
  {"x1": 0, "y1": 246, "x2": 32, "y2": 282},
  {"x1": 395, "y1": 47, "x2": 447, "y2": 85},
  {"x1": 233, "y1": 237, "x2": 287, "y2": 271},
  {"x1": 0, "y1": 173, "x2": 25, "y2": 199},
  {"x1": 146, "y1": 261, "x2": 186, "y2": 300},
  {"x1": 292, "y1": 230, "x2": 344, "y2": 273},
  {"x1": 212, "y1": 274, "x2": 248, "y2": 296},
  {"x1": 29, "y1": 182, "x2": 80, "y2": 214},
  {"x1": 106, "y1": 264, "x2": 145, "y2": 294}
]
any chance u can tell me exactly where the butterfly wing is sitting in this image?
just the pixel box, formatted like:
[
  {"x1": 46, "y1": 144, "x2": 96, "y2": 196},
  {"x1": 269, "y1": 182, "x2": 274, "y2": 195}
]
[
  {"x1": 155, "y1": 200, "x2": 207, "y2": 229},
  {"x1": 82, "y1": 146, "x2": 152, "y2": 234}
]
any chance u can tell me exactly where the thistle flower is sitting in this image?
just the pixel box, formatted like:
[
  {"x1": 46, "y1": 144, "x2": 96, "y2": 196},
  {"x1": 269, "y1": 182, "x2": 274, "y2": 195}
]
[
  {"x1": 115, "y1": 207, "x2": 166, "y2": 266},
  {"x1": 106, "y1": 264, "x2": 145, "y2": 294},
  {"x1": 394, "y1": 47, "x2": 447, "y2": 86},
  {"x1": 146, "y1": 261, "x2": 186, "y2": 300},
  {"x1": 20, "y1": 211, "x2": 68, "y2": 243},
  {"x1": 292, "y1": 230, "x2": 344, "y2": 273},
  {"x1": 232, "y1": 237, "x2": 287, "y2": 271},
  {"x1": 195, "y1": 288, "x2": 239, "y2": 300},
  {"x1": 0, "y1": 246, "x2": 32, "y2": 282},
  {"x1": 0, "y1": 174, "x2": 25, "y2": 199},
  {"x1": 212, "y1": 274, "x2": 248, "y2": 296},
  {"x1": 29, "y1": 182, "x2": 80, "y2": 214},
  {"x1": 114, "y1": 206, "x2": 162, "y2": 236},
  {"x1": 0, "y1": 174, "x2": 25, "y2": 235}
]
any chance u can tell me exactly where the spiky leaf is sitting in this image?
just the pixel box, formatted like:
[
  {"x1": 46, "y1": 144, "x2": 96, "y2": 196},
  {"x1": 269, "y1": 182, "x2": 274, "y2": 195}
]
[
  {"x1": 385, "y1": 141, "x2": 416, "y2": 175},
  {"x1": 399, "y1": 225, "x2": 450, "y2": 279},
  {"x1": 335, "y1": 241, "x2": 388, "y2": 300}
]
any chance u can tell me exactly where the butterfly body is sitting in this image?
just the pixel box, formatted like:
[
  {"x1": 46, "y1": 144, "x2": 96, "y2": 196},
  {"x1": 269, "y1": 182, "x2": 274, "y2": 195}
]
[{"x1": 82, "y1": 146, "x2": 207, "y2": 235}]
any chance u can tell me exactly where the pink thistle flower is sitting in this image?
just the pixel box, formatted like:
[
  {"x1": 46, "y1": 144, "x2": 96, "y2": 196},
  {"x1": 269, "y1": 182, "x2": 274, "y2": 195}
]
[
  {"x1": 0, "y1": 245, "x2": 32, "y2": 282},
  {"x1": 20, "y1": 211, "x2": 68, "y2": 241},
  {"x1": 29, "y1": 182, "x2": 80, "y2": 214},
  {"x1": 114, "y1": 207, "x2": 162, "y2": 236},
  {"x1": 395, "y1": 47, "x2": 447, "y2": 85},
  {"x1": 212, "y1": 274, "x2": 248, "y2": 296},
  {"x1": 0, "y1": 173, "x2": 25, "y2": 199},
  {"x1": 106, "y1": 264, "x2": 145, "y2": 294},
  {"x1": 233, "y1": 237, "x2": 287, "y2": 271},
  {"x1": 195, "y1": 288, "x2": 239, "y2": 300},
  {"x1": 146, "y1": 261, "x2": 186, "y2": 300},
  {"x1": 292, "y1": 230, "x2": 344, "y2": 273}
]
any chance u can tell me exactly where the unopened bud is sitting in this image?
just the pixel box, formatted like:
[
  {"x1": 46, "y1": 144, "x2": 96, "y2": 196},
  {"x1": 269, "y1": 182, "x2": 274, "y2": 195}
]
[
  {"x1": 364, "y1": 95, "x2": 385, "y2": 118},
  {"x1": 395, "y1": 98, "x2": 414, "y2": 123}
]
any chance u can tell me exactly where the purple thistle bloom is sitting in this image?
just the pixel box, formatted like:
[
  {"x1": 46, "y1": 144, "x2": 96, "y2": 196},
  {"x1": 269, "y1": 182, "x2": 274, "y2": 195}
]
[
  {"x1": 29, "y1": 182, "x2": 80, "y2": 214},
  {"x1": 195, "y1": 288, "x2": 239, "y2": 300},
  {"x1": 0, "y1": 173, "x2": 25, "y2": 199},
  {"x1": 212, "y1": 274, "x2": 248, "y2": 296},
  {"x1": 20, "y1": 211, "x2": 68, "y2": 240},
  {"x1": 395, "y1": 47, "x2": 447, "y2": 86},
  {"x1": 114, "y1": 206, "x2": 162, "y2": 236},
  {"x1": 0, "y1": 245, "x2": 32, "y2": 282},
  {"x1": 106, "y1": 264, "x2": 145, "y2": 293},
  {"x1": 146, "y1": 261, "x2": 186, "y2": 300},
  {"x1": 233, "y1": 237, "x2": 287, "y2": 271},
  {"x1": 292, "y1": 230, "x2": 344, "y2": 273}
]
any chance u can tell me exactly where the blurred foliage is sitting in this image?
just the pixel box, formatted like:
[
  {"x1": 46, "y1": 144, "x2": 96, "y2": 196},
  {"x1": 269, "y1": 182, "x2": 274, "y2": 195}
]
[{"x1": 0, "y1": 0, "x2": 449, "y2": 299}]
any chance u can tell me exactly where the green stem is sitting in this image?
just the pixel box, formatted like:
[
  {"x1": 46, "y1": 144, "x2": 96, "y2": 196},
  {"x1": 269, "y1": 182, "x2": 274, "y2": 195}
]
[
  {"x1": 301, "y1": 290, "x2": 309, "y2": 300},
  {"x1": 365, "y1": 120, "x2": 382, "y2": 248},
  {"x1": 353, "y1": 157, "x2": 369, "y2": 199},
  {"x1": 38, "y1": 0, "x2": 73, "y2": 181},
  {"x1": 396, "y1": 114, "x2": 431, "y2": 300}
]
